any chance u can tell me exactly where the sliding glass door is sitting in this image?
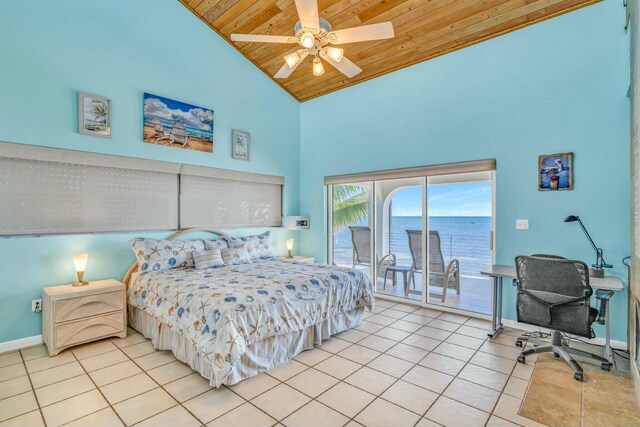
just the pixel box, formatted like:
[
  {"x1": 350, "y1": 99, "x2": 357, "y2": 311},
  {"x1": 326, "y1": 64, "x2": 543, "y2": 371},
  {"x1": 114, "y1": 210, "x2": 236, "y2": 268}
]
[
  {"x1": 329, "y1": 182, "x2": 374, "y2": 281},
  {"x1": 326, "y1": 162, "x2": 495, "y2": 316},
  {"x1": 426, "y1": 172, "x2": 494, "y2": 315},
  {"x1": 373, "y1": 178, "x2": 424, "y2": 302}
]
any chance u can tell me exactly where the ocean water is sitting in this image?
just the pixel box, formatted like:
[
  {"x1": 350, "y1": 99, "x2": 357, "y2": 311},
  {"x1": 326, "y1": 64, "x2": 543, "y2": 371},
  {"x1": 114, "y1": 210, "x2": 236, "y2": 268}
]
[{"x1": 334, "y1": 216, "x2": 492, "y2": 278}]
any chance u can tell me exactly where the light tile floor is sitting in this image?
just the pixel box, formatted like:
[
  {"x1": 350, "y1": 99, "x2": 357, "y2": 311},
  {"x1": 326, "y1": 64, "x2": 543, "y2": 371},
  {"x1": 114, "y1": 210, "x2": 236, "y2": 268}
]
[{"x1": 1, "y1": 300, "x2": 594, "y2": 427}]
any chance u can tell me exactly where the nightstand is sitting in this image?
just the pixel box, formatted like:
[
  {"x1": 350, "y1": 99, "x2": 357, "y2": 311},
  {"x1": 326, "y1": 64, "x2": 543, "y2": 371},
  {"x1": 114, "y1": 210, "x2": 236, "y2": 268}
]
[
  {"x1": 281, "y1": 255, "x2": 315, "y2": 263},
  {"x1": 42, "y1": 279, "x2": 127, "y2": 356}
]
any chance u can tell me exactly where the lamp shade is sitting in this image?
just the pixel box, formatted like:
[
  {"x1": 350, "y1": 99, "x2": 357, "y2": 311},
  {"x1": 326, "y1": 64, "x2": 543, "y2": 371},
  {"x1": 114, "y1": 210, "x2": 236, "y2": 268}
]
[
  {"x1": 564, "y1": 215, "x2": 579, "y2": 222},
  {"x1": 73, "y1": 253, "x2": 89, "y2": 272},
  {"x1": 286, "y1": 238, "x2": 294, "y2": 251}
]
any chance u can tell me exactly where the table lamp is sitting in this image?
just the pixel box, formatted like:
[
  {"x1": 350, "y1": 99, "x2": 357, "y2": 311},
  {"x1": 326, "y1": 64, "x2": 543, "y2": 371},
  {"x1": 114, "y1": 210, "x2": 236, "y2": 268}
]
[
  {"x1": 286, "y1": 238, "x2": 294, "y2": 259},
  {"x1": 73, "y1": 253, "x2": 89, "y2": 286},
  {"x1": 564, "y1": 215, "x2": 612, "y2": 278}
]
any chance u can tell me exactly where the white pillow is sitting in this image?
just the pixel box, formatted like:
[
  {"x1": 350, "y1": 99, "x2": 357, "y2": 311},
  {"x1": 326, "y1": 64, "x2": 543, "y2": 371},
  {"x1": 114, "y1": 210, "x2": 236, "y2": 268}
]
[
  {"x1": 204, "y1": 239, "x2": 229, "y2": 251},
  {"x1": 131, "y1": 238, "x2": 204, "y2": 273},
  {"x1": 225, "y1": 232, "x2": 277, "y2": 260},
  {"x1": 192, "y1": 248, "x2": 225, "y2": 269},
  {"x1": 221, "y1": 245, "x2": 252, "y2": 265}
]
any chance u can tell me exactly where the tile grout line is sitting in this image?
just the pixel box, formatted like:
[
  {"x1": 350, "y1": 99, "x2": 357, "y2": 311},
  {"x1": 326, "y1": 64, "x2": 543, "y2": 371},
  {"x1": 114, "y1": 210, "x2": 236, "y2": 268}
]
[
  {"x1": 2, "y1": 303, "x2": 530, "y2": 427},
  {"x1": 118, "y1": 337, "x2": 282, "y2": 427},
  {"x1": 350, "y1": 307, "x2": 475, "y2": 425},
  {"x1": 3, "y1": 306, "x2": 491, "y2": 426},
  {"x1": 113, "y1": 342, "x2": 204, "y2": 427},
  {"x1": 59, "y1": 348, "x2": 129, "y2": 427},
  {"x1": 376, "y1": 306, "x2": 526, "y2": 427},
  {"x1": 9, "y1": 351, "x2": 45, "y2": 426}
]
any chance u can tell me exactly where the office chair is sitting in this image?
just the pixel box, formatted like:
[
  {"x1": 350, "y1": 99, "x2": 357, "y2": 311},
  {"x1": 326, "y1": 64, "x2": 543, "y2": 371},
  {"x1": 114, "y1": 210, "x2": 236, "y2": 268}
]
[{"x1": 514, "y1": 254, "x2": 612, "y2": 381}]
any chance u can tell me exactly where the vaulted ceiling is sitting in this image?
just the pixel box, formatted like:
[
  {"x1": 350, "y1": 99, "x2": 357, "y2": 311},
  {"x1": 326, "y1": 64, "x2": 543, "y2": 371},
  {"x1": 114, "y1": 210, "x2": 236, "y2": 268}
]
[{"x1": 180, "y1": 0, "x2": 600, "y2": 102}]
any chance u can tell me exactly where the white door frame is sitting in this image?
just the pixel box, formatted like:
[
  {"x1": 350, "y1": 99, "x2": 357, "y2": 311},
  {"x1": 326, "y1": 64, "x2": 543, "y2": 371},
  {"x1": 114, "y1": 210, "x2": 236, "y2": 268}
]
[{"x1": 326, "y1": 171, "x2": 497, "y2": 318}]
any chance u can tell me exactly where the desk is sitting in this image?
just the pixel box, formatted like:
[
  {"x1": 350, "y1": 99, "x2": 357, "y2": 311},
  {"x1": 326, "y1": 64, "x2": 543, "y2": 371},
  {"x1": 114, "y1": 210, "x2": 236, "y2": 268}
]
[{"x1": 481, "y1": 265, "x2": 623, "y2": 365}]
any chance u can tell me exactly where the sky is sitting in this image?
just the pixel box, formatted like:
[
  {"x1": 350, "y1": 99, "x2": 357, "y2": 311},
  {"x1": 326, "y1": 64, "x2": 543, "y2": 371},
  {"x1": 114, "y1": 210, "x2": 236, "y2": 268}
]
[
  {"x1": 144, "y1": 93, "x2": 214, "y2": 132},
  {"x1": 392, "y1": 181, "x2": 492, "y2": 217}
]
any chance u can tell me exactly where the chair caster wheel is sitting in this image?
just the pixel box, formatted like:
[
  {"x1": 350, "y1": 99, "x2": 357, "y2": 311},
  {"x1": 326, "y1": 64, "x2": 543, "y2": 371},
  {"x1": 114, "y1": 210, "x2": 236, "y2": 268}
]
[
  {"x1": 553, "y1": 352, "x2": 560, "y2": 358},
  {"x1": 601, "y1": 363, "x2": 612, "y2": 372},
  {"x1": 574, "y1": 372, "x2": 584, "y2": 382},
  {"x1": 517, "y1": 355, "x2": 526, "y2": 364},
  {"x1": 515, "y1": 340, "x2": 523, "y2": 348}
]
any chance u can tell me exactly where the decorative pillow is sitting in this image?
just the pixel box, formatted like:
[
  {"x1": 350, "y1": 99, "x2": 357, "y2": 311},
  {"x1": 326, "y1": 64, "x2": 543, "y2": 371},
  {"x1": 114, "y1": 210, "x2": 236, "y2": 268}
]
[
  {"x1": 221, "y1": 245, "x2": 252, "y2": 265},
  {"x1": 131, "y1": 238, "x2": 205, "y2": 273},
  {"x1": 204, "y1": 239, "x2": 229, "y2": 251},
  {"x1": 225, "y1": 232, "x2": 277, "y2": 260},
  {"x1": 192, "y1": 248, "x2": 225, "y2": 270}
]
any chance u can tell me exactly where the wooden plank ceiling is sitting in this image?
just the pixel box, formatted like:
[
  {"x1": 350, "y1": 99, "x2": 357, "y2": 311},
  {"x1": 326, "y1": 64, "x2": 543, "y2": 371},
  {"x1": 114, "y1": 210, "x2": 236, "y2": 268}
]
[{"x1": 180, "y1": 0, "x2": 600, "y2": 102}]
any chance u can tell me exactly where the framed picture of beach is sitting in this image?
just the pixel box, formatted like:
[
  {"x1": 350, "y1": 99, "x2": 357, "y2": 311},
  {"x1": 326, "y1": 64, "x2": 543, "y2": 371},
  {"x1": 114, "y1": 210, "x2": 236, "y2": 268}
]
[
  {"x1": 232, "y1": 129, "x2": 250, "y2": 161},
  {"x1": 143, "y1": 93, "x2": 214, "y2": 153},
  {"x1": 539, "y1": 152, "x2": 573, "y2": 191},
  {"x1": 78, "y1": 92, "x2": 112, "y2": 138}
]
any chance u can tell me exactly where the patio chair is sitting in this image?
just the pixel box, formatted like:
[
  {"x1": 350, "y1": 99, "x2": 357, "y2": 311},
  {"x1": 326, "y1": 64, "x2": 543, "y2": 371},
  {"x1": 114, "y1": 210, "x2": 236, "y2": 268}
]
[
  {"x1": 406, "y1": 229, "x2": 460, "y2": 302},
  {"x1": 348, "y1": 226, "x2": 396, "y2": 285}
]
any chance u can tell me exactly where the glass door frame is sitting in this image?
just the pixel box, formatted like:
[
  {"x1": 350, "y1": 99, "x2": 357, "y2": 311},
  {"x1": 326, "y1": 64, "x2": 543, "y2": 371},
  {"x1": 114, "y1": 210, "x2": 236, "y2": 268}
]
[
  {"x1": 422, "y1": 172, "x2": 497, "y2": 313},
  {"x1": 326, "y1": 169, "x2": 497, "y2": 317},
  {"x1": 326, "y1": 182, "x2": 376, "y2": 283}
]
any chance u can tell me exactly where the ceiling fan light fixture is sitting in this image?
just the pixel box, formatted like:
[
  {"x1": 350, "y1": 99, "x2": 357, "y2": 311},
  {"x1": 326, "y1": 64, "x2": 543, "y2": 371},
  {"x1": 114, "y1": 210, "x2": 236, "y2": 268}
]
[
  {"x1": 284, "y1": 52, "x2": 301, "y2": 68},
  {"x1": 326, "y1": 47, "x2": 344, "y2": 62},
  {"x1": 300, "y1": 32, "x2": 315, "y2": 48},
  {"x1": 312, "y1": 57, "x2": 325, "y2": 76}
]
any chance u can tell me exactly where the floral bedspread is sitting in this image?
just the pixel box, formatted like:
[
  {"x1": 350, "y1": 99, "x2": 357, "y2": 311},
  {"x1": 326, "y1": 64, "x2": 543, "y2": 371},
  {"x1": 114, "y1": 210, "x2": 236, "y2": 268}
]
[{"x1": 128, "y1": 259, "x2": 374, "y2": 386}]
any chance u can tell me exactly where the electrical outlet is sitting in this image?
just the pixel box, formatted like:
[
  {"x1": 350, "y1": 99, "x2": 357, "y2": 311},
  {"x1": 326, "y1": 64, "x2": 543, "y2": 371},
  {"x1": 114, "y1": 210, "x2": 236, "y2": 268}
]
[
  {"x1": 516, "y1": 219, "x2": 529, "y2": 230},
  {"x1": 32, "y1": 299, "x2": 42, "y2": 313}
]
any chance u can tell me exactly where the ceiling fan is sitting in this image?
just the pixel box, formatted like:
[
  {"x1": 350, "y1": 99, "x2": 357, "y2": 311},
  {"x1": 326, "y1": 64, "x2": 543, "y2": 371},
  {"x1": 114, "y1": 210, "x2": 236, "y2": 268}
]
[{"x1": 230, "y1": 0, "x2": 394, "y2": 79}]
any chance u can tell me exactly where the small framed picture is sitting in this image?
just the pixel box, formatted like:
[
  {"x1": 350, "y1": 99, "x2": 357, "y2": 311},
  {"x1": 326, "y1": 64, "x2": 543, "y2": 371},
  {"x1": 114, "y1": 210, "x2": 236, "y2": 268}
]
[
  {"x1": 232, "y1": 129, "x2": 250, "y2": 161},
  {"x1": 539, "y1": 152, "x2": 574, "y2": 191},
  {"x1": 78, "y1": 92, "x2": 112, "y2": 138}
]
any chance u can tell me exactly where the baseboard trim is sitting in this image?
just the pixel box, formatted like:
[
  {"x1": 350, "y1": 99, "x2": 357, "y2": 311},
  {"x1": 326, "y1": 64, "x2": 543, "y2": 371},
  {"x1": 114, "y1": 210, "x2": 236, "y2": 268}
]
[
  {"x1": 502, "y1": 319, "x2": 628, "y2": 351},
  {"x1": 0, "y1": 335, "x2": 43, "y2": 353}
]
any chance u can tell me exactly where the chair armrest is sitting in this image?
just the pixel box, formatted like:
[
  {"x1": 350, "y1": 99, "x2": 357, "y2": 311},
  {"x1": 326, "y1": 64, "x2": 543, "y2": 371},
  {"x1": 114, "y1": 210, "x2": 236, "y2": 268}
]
[
  {"x1": 378, "y1": 253, "x2": 396, "y2": 266},
  {"x1": 377, "y1": 254, "x2": 396, "y2": 278},
  {"x1": 445, "y1": 259, "x2": 459, "y2": 279}
]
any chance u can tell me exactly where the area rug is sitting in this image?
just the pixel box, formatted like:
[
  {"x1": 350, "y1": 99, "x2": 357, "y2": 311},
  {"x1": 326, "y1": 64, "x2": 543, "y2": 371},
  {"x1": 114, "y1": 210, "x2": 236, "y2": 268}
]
[{"x1": 519, "y1": 354, "x2": 640, "y2": 427}]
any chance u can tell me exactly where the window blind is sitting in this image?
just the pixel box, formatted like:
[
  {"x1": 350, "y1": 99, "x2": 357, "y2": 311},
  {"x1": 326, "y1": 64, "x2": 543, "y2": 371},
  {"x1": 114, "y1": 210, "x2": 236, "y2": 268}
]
[
  {"x1": 0, "y1": 141, "x2": 284, "y2": 235},
  {"x1": 0, "y1": 157, "x2": 179, "y2": 235},
  {"x1": 180, "y1": 174, "x2": 283, "y2": 228}
]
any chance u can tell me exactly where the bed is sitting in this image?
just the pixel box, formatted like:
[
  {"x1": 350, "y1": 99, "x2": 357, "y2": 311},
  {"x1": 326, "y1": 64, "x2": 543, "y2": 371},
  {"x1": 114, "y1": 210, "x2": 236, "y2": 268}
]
[{"x1": 123, "y1": 228, "x2": 374, "y2": 387}]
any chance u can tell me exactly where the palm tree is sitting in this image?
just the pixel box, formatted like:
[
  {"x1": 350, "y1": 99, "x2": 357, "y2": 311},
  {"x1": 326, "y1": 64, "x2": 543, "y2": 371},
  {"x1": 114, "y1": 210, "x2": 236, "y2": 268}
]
[
  {"x1": 91, "y1": 101, "x2": 108, "y2": 124},
  {"x1": 332, "y1": 185, "x2": 369, "y2": 231}
]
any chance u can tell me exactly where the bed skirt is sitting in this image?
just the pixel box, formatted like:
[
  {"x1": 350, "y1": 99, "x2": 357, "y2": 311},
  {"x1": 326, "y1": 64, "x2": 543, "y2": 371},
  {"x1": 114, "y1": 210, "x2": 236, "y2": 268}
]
[{"x1": 128, "y1": 305, "x2": 364, "y2": 386}]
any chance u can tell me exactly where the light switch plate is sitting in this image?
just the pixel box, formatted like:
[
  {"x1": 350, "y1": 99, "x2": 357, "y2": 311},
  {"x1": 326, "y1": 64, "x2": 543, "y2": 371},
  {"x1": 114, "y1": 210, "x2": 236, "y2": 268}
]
[{"x1": 516, "y1": 219, "x2": 529, "y2": 230}]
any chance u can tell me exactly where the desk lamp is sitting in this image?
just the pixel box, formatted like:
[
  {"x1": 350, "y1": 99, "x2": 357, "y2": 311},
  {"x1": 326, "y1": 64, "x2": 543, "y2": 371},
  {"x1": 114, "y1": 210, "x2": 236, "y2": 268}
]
[{"x1": 564, "y1": 215, "x2": 612, "y2": 278}]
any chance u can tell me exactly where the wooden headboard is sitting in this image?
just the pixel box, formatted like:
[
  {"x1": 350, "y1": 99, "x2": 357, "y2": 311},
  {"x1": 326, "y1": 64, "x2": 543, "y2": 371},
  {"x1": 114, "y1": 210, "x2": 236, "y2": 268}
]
[{"x1": 122, "y1": 227, "x2": 230, "y2": 287}]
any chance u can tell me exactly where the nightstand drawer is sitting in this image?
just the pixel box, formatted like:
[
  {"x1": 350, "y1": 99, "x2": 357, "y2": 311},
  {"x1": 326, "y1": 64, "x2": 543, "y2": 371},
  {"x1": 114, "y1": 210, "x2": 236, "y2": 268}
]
[
  {"x1": 54, "y1": 290, "x2": 124, "y2": 323},
  {"x1": 55, "y1": 311, "x2": 125, "y2": 348}
]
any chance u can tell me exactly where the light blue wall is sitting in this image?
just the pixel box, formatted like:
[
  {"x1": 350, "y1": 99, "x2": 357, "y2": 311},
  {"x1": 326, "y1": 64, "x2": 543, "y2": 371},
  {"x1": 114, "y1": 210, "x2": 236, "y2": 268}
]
[
  {"x1": 0, "y1": 0, "x2": 631, "y2": 344},
  {"x1": 0, "y1": 0, "x2": 300, "y2": 342},
  {"x1": 299, "y1": 1, "x2": 631, "y2": 341}
]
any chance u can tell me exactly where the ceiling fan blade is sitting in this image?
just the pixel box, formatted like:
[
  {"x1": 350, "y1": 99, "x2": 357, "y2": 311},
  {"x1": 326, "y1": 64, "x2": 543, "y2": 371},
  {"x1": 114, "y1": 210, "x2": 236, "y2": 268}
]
[
  {"x1": 319, "y1": 50, "x2": 362, "y2": 78},
  {"x1": 274, "y1": 51, "x2": 309, "y2": 78},
  {"x1": 327, "y1": 22, "x2": 394, "y2": 44},
  {"x1": 294, "y1": 0, "x2": 320, "y2": 32},
  {"x1": 230, "y1": 34, "x2": 297, "y2": 43}
]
